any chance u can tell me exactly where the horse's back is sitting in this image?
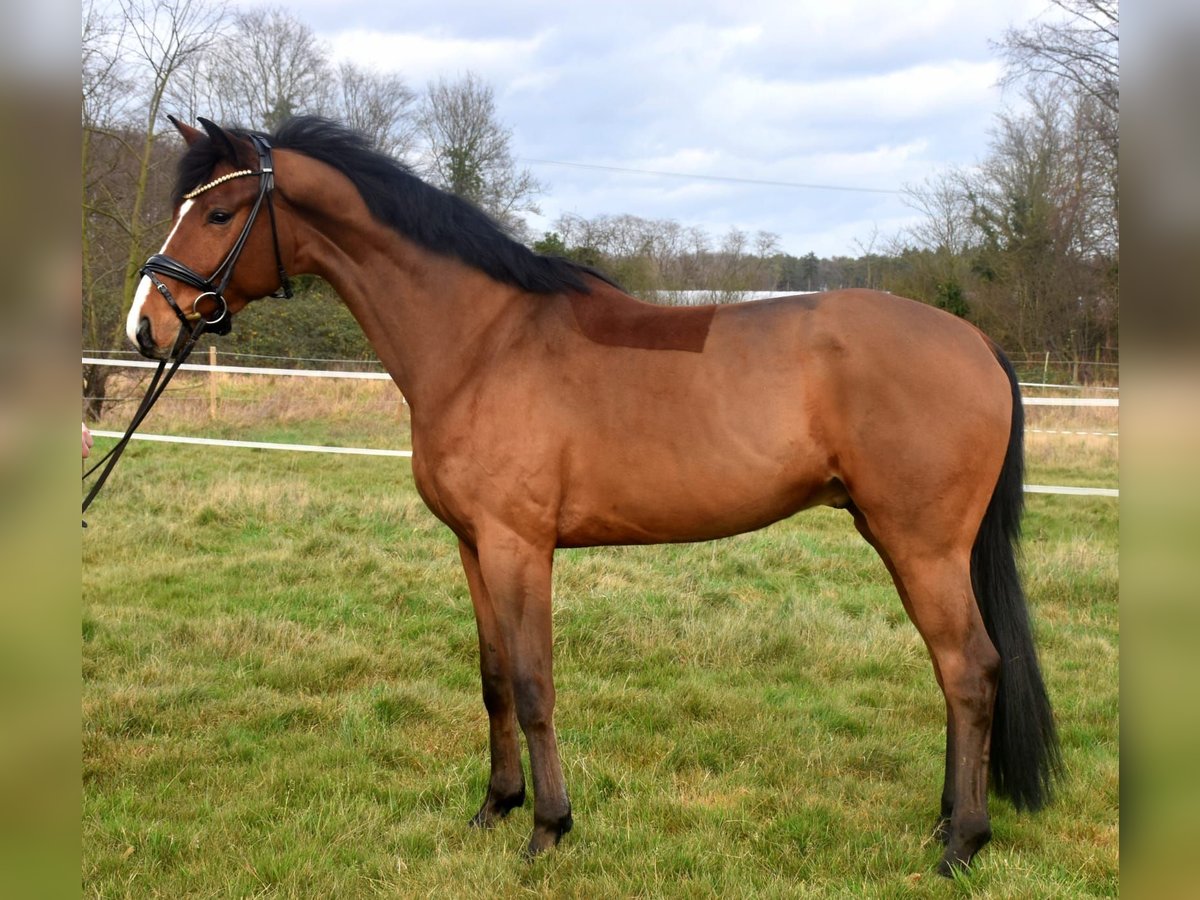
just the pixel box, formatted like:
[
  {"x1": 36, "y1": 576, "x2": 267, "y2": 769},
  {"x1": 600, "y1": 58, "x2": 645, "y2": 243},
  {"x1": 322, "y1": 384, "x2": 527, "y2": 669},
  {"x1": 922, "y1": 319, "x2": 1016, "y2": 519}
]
[
  {"x1": 427, "y1": 287, "x2": 1013, "y2": 548},
  {"x1": 543, "y1": 289, "x2": 1001, "y2": 545}
]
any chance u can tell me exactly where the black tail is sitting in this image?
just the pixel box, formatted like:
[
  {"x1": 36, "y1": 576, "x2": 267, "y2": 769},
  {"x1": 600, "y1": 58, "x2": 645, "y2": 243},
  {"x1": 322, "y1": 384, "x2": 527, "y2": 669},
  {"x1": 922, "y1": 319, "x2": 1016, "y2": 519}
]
[{"x1": 971, "y1": 347, "x2": 1063, "y2": 811}]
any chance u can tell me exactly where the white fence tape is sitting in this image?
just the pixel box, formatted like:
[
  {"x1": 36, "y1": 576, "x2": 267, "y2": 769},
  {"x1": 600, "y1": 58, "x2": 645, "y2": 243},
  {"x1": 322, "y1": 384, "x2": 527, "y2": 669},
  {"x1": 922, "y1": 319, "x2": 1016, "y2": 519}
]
[
  {"x1": 82, "y1": 357, "x2": 393, "y2": 380},
  {"x1": 1028, "y1": 429, "x2": 1118, "y2": 437},
  {"x1": 1024, "y1": 484, "x2": 1118, "y2": 498},
  {"x1": 1022, "y1": 397, "x2": 1118, "y2": 407},
  {"x1": 85, "y1": 358, "x2": 1117, "y2": 497},
  {"x1": 90, "y1": 431, "x2": 1116, "y2": 497},
  {"x1": 82, "y1": 358, "x2": 1119, "y2": 407},
  {"x1": 1019, "y1": 381, "x2": 1119, "y2": 392},
  {"x1": 90, "y1": 430, "x2": 411, "y2": 458}
]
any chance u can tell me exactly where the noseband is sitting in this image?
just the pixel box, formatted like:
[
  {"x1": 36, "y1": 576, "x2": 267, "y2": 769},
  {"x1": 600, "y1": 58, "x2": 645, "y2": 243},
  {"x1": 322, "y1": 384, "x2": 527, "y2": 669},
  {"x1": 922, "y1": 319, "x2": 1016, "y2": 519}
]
[{"x1": 140, "y1": 133, "x2": 293, "y2": 336}]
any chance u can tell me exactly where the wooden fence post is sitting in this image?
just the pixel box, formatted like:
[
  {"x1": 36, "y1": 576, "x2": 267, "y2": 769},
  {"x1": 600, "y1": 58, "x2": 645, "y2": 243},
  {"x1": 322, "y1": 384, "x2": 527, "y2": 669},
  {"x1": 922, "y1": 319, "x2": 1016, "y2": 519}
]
[{"x1": 209, "y1": 345, "x2": 218, "y2": 420}]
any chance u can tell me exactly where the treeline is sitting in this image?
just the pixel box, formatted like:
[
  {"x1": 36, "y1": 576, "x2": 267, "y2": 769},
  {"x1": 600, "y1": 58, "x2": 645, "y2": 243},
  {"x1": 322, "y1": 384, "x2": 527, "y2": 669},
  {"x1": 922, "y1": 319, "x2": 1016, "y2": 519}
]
[{"x1": 83, "y1": 1, "x2": 1117, "y2": 417}]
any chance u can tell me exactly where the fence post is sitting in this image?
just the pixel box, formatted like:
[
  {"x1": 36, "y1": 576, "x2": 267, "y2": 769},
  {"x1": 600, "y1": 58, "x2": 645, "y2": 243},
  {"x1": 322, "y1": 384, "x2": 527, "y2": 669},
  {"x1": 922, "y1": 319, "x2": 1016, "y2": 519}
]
[
  {"x1": 209, "y1": 345, "x2": 218, "y2": 420},
  {"x1": 1042, "y1": 351, "x2": 1050, "y2": 385}
]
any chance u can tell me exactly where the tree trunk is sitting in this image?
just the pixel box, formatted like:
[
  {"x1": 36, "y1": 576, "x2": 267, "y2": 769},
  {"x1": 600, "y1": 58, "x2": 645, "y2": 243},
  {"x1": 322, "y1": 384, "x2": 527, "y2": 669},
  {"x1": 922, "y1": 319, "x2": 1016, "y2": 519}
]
[{"x1": 82, "y1": 364, "x2": 111, "y2": 423}]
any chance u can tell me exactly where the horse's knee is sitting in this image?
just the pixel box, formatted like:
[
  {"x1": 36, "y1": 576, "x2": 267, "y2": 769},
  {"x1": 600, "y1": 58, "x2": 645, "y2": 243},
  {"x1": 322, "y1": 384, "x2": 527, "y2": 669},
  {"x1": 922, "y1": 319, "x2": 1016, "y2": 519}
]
[
  {"x1": 512, "y1": 674, "x2": 555, "y2": 729},
  {"x1": 480, "y1": 669, "x2": 513, "y2": 715}
]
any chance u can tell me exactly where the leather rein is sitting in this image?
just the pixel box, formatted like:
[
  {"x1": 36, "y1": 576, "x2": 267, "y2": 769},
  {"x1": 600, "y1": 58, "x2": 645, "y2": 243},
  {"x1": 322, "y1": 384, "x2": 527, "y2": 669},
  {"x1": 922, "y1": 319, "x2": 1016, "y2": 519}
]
[{"x1": 82, "y1": 134, "x2": 293, "y2": 524}]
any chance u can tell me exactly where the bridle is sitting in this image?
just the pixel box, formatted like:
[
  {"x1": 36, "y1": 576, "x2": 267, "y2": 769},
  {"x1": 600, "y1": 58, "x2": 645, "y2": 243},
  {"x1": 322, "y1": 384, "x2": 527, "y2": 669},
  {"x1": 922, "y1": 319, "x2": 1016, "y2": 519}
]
[
  {"x1": 83, "y1": 132, "x2": 293, "y2": 523},
  {"x1": 140, "y1": 132, "x2": 293, "y2": 335}
]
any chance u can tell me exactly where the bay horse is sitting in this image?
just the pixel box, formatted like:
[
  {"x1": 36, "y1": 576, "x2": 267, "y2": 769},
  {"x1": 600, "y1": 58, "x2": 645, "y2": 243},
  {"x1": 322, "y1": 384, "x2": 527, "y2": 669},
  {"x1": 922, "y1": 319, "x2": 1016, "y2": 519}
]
[{"x1": 127, "y1": 116, "x2": 1060, "y2": 875}]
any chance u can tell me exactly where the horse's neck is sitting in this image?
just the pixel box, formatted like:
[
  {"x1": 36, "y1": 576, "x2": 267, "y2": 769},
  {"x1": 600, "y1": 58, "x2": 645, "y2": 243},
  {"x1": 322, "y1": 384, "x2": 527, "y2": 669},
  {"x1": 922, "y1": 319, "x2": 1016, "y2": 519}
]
[{"x1": 298, "y1": 213, "x2": 526, "y2": 410}]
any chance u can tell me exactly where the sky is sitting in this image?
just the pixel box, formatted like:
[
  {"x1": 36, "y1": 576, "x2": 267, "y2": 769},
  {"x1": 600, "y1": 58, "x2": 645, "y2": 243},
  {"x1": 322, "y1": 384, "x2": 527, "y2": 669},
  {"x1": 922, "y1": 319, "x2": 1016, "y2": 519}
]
[{"x1": 241, "y1": 0, "x2": 1049, "y2": 257}]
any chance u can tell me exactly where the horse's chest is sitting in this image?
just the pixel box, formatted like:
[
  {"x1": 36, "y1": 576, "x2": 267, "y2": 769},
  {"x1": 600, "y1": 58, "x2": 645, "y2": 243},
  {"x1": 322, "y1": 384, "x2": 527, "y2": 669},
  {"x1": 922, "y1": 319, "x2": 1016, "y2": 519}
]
[
  {"x1": 408, "y1": 446, "x2": 467, "y2": 535},
  {"x1": 409, "y1": 431, "x2": 560, "y2": 542}
]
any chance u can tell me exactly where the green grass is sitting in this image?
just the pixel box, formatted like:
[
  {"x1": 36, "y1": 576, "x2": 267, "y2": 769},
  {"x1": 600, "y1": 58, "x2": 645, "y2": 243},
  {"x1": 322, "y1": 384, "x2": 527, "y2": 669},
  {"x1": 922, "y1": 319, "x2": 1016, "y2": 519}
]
[{"x1": 83, "y1": 386, "x2": 1118, "y2": 897}]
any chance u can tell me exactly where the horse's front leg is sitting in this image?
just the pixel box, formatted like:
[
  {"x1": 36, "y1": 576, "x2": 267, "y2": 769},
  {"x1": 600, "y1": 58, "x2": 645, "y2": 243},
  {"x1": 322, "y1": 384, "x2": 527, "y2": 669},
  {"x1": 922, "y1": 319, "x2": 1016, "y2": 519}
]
[
  {"x1": 459, "y1": 540, "x2": 526, "y2": 827},
  {"x1": 475, "y1": 528, "x2": 572, "y2": 856}
]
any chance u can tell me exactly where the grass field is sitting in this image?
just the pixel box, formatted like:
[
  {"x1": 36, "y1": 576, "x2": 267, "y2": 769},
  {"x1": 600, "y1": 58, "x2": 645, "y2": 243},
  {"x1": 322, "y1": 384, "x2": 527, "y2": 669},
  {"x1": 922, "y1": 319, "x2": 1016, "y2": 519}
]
[{"x1": 83, "y1": 374, "x2": 1118, "y2": 897}]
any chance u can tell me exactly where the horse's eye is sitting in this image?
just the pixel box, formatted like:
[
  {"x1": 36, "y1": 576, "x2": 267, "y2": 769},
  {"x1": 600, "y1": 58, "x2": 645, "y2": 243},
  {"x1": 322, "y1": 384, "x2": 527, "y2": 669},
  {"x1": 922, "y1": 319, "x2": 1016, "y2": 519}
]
[{"x1": 207, "y1": 209, "x2": 233, "y2": 225}]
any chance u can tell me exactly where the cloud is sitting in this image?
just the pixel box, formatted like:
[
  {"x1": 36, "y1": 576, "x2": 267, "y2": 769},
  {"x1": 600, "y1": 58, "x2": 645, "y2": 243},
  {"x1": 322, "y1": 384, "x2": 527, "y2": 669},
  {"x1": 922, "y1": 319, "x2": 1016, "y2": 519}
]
[
  {"x1": 326, "y1": 27, "x2": 549, "y2": 85},
  {"x1": 701, "y1": 61, "x2": 1002, "y2": 130},
  {"x1": 307, "y1": 0, "x2": 1041, "y2": 255}
]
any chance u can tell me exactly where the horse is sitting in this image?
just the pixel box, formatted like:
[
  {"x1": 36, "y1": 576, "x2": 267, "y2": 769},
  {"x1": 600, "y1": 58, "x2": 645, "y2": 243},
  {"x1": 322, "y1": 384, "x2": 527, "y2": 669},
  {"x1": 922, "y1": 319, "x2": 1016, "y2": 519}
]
[{"x1": 126, "y1": 115, "x2": 1060, "y2": 875}]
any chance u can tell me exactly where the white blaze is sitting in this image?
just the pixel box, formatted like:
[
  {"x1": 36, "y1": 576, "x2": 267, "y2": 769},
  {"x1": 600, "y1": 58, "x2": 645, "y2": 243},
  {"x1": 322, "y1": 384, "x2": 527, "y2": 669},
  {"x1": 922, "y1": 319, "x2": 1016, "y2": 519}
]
[{"x1": 125, "y1": 199, "x2": 196, "y2": 345}]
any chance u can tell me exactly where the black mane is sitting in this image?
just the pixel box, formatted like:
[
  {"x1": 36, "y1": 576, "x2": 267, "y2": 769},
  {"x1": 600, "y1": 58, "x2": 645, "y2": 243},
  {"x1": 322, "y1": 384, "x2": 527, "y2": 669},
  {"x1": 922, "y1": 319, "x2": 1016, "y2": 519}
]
[{"x1": 173, "y1": 115, "x2": 614, "y2": 295}]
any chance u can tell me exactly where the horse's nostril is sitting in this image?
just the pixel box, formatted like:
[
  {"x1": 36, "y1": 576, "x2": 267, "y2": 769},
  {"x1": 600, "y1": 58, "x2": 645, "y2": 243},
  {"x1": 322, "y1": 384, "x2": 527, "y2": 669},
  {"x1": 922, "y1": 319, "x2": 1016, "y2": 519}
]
[{"x1": 136, "y1": 317, "x2": 155, "y2": 355}]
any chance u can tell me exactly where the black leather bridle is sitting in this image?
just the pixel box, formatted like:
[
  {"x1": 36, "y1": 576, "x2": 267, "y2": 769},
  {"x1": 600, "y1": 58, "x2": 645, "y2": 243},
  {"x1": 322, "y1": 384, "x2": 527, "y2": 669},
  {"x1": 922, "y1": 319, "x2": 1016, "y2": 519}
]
[
  {"x1": 139, "y1": 132, "x2": 293, "y2": 336},
  {"x1": 84, "y1": 133, "x2": 293, "y2": 523}
]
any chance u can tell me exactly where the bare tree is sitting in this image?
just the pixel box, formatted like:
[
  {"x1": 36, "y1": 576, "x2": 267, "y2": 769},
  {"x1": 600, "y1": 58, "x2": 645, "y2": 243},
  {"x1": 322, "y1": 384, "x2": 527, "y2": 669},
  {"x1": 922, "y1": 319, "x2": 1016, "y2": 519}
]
[
  {"x1": 998, "y1": 0, "x2": 1118, "y2": 236},
  {"x1": 675, "y1": 225, "x2": 711, "y2": 289},
  {"x1": 418, "y1": 72, "x2": 545, "y2": 236},
  {"x1": 998, "y1": 0, "x2": 1118, "y2": 117},
  {"x1": 881, "y1": 2, "x2": 1119, "y2": 358},
  {"x1": 115, "y1": 0, "x2": 229, "y2": 291},
  {"x1": 82, "y1": 1, "x2": 132, "y2": 129},
  {"x1": 82, "y1": 0, "x2": 130, "y2": 361},
  {"x1": 853, "y1": 225, "x2": 882, "y2": 290},
  {"x1": 966, "y1": 84, "x2": 1115, "y2": 355},
  {"x1": 902, "y1": 171, "x2": 977, "y2": 256},
  {"x1": 201, "y1": 6, "x2": 332, "y2": 130},
  {"x1": 82, "y1": 0, "x2": 229, "y2": 419},
  {"x1": 333, "y1": 62, "x2": 418, "y2": 159},
  {"x1": 550, "y1": 212, "x2": 785, "y2": 301},
  {"x1": 893, "y1": 171, "x2": 980, "y2": 309},
  {"x1": 170, "y1": 10, "x2": 418, "y2": 161}
]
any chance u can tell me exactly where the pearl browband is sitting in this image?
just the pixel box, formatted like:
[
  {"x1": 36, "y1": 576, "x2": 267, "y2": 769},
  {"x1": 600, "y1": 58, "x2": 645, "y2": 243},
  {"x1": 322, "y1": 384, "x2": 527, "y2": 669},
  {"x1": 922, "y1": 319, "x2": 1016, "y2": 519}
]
[{"x1": 182, "y1": 169, "x2": 257, "y2": 200}]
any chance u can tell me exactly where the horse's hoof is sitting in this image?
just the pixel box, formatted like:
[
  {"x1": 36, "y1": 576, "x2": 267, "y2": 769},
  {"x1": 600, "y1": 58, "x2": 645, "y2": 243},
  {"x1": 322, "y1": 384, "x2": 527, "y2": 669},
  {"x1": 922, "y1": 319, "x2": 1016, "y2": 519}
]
[
  {"x1": 936, "y1": 820, "x2": 991, "y2": 876},
  {"x1": 936, "y1": 855, "x2": 963, "y2": 878},
  {"x1": 469, "y1": 807, "x2": 498, "y2": 829},
  {"x1": 470, "y1": 786, "x2": 526, "y2": 829},
  {"x1": 523, "y1": 810, "x2": 573, "y2": 859}
]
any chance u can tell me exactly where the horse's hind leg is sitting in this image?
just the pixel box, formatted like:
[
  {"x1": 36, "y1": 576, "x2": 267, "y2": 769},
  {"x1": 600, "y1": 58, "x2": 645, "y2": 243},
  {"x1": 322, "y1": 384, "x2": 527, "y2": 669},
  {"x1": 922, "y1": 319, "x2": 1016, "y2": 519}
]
[
  {"x1": 904, "y1": 559, "x2": 999, "y2": 874},
  {"x1": 850, "y1": 512, "x2": 957, "y2": 842},
  {"x1": 459, "y1": 540, "x2": 526, "y2": 827},
  {"x1": 851, "y1": 509, "x2": 1000, "y2": 874}
]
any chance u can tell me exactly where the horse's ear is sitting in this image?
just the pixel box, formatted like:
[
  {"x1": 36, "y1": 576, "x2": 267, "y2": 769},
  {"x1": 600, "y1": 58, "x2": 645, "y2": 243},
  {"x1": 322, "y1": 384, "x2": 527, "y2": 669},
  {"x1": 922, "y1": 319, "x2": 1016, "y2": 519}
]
[
  {"x1": 168, "y1": 115, "x2": 205, "y2": 147},
  {"x1": 197, "y1": 117, "x2": 252, "y2": 165}
]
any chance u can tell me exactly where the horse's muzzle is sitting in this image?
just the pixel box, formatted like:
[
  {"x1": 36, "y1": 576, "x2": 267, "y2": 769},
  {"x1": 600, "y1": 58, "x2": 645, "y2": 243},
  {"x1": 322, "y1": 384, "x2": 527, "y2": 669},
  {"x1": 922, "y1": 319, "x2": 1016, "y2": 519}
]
[{"x1": 135, "y1": 316, "x2": 167, "y2": 360}]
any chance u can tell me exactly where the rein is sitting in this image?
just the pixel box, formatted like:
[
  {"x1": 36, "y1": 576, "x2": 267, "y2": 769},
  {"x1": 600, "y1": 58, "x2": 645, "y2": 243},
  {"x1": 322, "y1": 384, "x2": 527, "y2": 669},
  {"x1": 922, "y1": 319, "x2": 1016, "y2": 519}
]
[
  {"x1": 81, "y1": 322, "x2": 207, "y2": 525},
  {"x1": 82, "y1": 133, "x2": 293, "y2": 525}
]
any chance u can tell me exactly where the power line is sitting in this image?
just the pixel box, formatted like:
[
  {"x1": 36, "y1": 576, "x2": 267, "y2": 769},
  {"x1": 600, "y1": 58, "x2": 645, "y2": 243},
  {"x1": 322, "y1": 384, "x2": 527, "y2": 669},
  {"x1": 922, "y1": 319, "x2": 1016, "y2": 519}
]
[{"x1": 519, "y1": 157, "x2": 902, "y2": 195}]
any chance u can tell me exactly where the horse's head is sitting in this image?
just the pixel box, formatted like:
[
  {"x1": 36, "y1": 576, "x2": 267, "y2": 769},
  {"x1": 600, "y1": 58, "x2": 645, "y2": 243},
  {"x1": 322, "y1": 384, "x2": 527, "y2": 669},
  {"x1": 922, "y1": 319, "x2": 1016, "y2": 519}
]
[{"x1": 126, "y1": 117, "x2": 293, "y2": 358}]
